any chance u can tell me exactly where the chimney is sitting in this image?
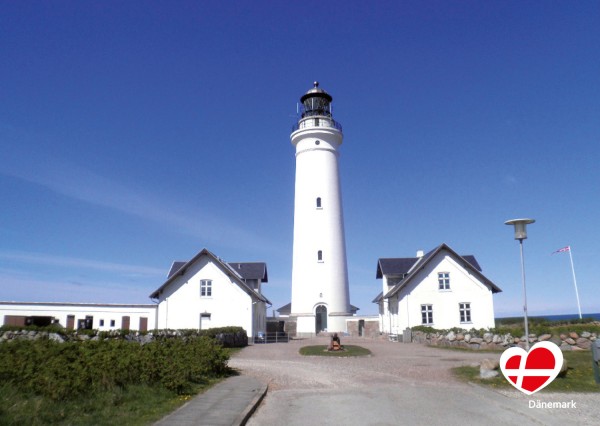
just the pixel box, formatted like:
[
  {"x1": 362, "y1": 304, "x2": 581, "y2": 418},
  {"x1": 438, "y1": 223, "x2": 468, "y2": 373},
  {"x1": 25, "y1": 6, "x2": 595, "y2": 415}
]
[{"x1": 416, "y1": 250, "x2": 424, "y2": 258}]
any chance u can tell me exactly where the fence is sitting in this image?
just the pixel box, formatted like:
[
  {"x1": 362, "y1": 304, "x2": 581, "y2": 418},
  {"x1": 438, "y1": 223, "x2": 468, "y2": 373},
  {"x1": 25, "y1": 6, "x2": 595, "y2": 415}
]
[{"x1": 252, "y1": 332, "x2": 290, "y2": 344}]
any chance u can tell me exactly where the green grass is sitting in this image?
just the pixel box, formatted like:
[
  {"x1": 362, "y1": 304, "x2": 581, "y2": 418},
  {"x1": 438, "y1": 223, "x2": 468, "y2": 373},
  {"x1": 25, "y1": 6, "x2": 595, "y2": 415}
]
[
  {"x1": 452, "y1": 351, "x2": 600, "y2": 393},
  {"x1": 299, "y1": 345, "x2": 372, "y2": 357},
  {"x1": 0, "y1": 379, "x2": 224, "y2": 425}
]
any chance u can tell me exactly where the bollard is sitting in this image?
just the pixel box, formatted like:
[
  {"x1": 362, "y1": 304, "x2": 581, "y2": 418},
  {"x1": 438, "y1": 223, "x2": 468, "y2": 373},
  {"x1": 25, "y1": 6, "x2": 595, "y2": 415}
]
[{"x1": 592, "y1": 339, "x2": 600, "y2": 385}]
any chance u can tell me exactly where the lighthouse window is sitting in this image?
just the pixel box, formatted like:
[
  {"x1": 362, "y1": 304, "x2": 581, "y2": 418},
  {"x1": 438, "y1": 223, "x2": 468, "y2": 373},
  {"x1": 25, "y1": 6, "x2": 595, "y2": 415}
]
[
  {"x1": 316, "y1": 197, "x2": 322, "y2": 208},
  {"x1": 317, "y1": 250, "x2": 323, "y2": 262},
  {"x1": 315, "y1": 140, "x2": 320, "y2": 145}
]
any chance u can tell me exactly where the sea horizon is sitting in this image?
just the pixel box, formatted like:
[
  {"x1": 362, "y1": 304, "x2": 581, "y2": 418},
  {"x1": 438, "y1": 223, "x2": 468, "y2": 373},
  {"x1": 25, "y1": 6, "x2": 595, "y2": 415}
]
[{"x1": 497, "y1": 312, "x2": 600, "y2": 321}]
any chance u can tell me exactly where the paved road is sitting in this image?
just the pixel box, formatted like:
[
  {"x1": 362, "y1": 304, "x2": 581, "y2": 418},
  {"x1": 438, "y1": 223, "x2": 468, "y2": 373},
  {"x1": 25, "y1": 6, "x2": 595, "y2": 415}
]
[{"x1": 229, "y1": 337, "x2": 599, "y2": 426}]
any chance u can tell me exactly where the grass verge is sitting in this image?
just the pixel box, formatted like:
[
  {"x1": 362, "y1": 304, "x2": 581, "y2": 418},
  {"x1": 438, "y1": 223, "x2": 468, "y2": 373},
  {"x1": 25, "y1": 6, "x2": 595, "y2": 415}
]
[
  {"x1": 299, "y1": 345, "x2": 372, "y2": 357},
  {"x1": 0, "y1": 379, "x2": 225, "y2": 425},
  {"x1": 452, "y1": 351, "x2": 599, "y2": 393}
]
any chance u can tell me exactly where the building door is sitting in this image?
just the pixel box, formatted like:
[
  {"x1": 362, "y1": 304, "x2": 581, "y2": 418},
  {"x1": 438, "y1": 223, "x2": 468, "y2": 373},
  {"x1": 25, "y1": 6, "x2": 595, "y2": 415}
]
[
  {"x1": 315, "y1": 305, "x2": 327, "y2": 334},
  {"x1": 200, "y1": 313, "x2": 211, "y2": 330},
  {"x1": 358, "y1": 319, "x2": 365, "y2": 337},
  {"x1": 121, "y1": 316, "x2": 130, "y2": 330},
  {"x1": 66, "y1": 315, "x2": 75, "y2": 329},
  {"x1": 139, "y1": 317, "x2": 148, "y2": 332}
]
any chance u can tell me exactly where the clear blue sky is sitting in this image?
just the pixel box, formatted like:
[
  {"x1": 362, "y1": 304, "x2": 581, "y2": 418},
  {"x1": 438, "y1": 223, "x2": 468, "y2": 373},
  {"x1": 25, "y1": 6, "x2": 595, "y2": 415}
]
[{"x1": 1, "y1": 1, "x2": 599, "y2": 317}]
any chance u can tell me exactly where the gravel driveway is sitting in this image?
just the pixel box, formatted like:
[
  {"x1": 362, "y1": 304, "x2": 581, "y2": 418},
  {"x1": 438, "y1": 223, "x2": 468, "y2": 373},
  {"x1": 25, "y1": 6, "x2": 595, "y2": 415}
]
[{"x1": 229, "y1": 336, "x2": 599, "y2": 425}]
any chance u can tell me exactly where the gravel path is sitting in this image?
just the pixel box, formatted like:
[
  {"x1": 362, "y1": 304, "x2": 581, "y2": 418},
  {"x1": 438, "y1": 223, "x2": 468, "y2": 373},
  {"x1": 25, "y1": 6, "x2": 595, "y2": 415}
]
[{"x1": 229, "y1": 336, "x2": 600, "y2": 425}]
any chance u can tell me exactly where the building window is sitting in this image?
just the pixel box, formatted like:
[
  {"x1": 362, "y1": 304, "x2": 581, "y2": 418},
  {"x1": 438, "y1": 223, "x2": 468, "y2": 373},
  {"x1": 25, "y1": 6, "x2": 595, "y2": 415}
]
[
  {"x1": 201, "y1": 279, "x2": 212, "y2": 297},
  {"x1": 317, "y1": 250, "x2": 323, "y2": 262},
  {"x1": 316, "y1": 197, "x2": 322, "y2": 208},
  {"x1": 99, "y1": 319, "x2": 105, "y2": 327},
  {"x1": 110, "y1": 319, "x2": 115, "y2": 327},
  {"x1": 421, "y1": 304, "x2": 433, "y2": 325},
  {"x1": 438, "y1": 272, "x2": 450, "y2": 290},
  {"x1": 459, "y1": 303, "x2": 471, "y2": 323}
]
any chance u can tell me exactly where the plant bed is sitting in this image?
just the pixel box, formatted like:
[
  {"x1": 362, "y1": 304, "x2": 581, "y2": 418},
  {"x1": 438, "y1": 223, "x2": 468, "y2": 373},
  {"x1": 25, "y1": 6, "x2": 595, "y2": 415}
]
[{"x1": 299, "y1": 345, "x2": 372, "y2": 357}]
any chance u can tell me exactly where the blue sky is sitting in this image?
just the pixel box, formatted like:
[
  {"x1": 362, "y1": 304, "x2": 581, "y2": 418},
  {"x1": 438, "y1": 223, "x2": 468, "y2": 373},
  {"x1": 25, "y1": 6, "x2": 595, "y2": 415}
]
[{"x1": 1, "y1": 1, "x2": 599, "y2": 317}]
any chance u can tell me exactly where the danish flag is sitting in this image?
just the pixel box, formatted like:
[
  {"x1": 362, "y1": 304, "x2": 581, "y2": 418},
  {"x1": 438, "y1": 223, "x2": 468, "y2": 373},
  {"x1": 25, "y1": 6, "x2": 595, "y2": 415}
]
[{"x1": 552, "y1": 246, "x2": 570, "y2": 255}]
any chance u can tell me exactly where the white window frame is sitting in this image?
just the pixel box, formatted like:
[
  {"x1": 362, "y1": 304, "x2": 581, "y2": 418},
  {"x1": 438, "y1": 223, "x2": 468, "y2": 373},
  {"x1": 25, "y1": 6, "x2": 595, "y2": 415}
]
[
  {"x1": 421, "y1": 304, "x2": 433, "y2": 325},
  {"x1": 459, "y1": 302, "x2": 471, "y2": 323},
  {"x1": 200, "y1": 279, "x2": 212, "y2": 297},
  {"x1": 438, "y1": 272, "x2": 450, "y2": 290}
]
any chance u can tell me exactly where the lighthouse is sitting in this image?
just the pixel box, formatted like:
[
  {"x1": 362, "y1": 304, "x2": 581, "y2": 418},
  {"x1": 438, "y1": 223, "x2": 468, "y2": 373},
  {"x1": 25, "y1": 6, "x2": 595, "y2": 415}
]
[{"x1": 290, "y1": 82, "x2": 351, "y2": 337}]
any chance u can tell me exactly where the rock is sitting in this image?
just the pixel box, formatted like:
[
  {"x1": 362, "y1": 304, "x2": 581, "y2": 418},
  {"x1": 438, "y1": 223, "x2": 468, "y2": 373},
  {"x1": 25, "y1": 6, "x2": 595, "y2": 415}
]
[
  {"x1": 559, "y1": 333, "x2": 567, "y2": 340},
  {"x1": 558, "y1": 358, "x2": 568, "y2": 377},
  {"x1": 480, "y1": 358, "x2": 499, "y2": 371},
  {"x1": 483, "y1": 333, "x2": 493, "y2": 343},
  {"x1": 469, "y1": 343, "x2": 480, "y2": 350},
  {"x1": 456, "y1": 333, "x2": 464, "y2": 341},
  {"x1": 492, "y1": 334, "x2": 502, "y2": 344},
  {"x1": 77, "y1": 334, "x2": 90, "y2": 341},
  {"x1": 48, "y1": 333, "x2": 65, "y2": 343},
  {"x1": 576, "y1": 338, "x2": 591, "y2": 350},
  {"x1": 571, "y1": 345, "x2": 585, "y2": 352},
  {"x1": 569, "y1": 331, "x2": 579, "y2": 339},
  {"x1": 560, "y1": 342, "x2": 572, "y2": 351},
  {"x1": 464, "y1": 333, "x2": 471, "y2": 343},
  {"x1": 565, "y1": 338, "x2": 576, "y2": 345},
  {"x1": 538, "y1": 334, "x2": 552, "y2": 341},
  {"x1": 470, "y1": 337, "x2": 483, "y2": 344},
  {"x1": 447, "y1": 331, "x2": 456, "y2": 341},
  {"x1": 514, "y1": 336, "x2": 520, "y2": 343},
  {"x1": 581, "y1": 331, "x2": 591, "y2": 338}
]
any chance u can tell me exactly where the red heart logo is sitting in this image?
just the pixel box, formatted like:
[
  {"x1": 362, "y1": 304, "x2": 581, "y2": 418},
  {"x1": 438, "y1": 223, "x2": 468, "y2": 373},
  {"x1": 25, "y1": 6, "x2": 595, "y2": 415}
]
[{"x1": 499, "y1": 341, "x2": 563, "y2": 395}]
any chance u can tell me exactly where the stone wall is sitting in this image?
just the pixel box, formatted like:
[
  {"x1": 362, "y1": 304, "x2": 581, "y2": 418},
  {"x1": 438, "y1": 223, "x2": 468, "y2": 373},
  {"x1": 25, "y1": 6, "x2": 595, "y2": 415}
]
[
  {"x1": 0, "y1": 328, "x2": 248, "y2": 347},
  {"x1": 346, "y1": 319, "x2": 380, "y2": 338},
  {"x1": 411, "y1": 328, "x2": 597, "y2": 351}
]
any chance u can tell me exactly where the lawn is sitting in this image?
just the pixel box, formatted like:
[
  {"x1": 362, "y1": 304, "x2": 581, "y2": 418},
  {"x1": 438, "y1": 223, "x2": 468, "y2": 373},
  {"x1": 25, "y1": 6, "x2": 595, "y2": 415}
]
[
  {"x1": 452, "y1": 350, "x2": 599, "y2": 393},
  {"x1": 299, "y1": 345, "x2": 372, "y2": 357}
]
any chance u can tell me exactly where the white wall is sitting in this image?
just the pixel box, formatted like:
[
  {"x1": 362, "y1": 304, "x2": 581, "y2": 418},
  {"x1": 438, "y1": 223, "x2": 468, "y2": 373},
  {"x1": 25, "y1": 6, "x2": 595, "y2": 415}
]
[
  {"x1": 155, "y1": 256, "x2": 259, "y2": 336},
  {"x1": 0, "y1": 302, "x2": 157, "y2": 331}
]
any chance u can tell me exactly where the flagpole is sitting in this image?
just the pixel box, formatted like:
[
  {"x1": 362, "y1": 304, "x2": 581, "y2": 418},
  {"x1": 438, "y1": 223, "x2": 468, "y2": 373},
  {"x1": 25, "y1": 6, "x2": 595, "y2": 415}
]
[{"x1": 568, "y1": 246, "x2": 583, "y2": 320}]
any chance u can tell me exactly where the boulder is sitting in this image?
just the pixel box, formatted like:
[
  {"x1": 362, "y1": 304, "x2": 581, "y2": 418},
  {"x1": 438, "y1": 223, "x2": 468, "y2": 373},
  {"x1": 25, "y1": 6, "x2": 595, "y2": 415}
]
[
  {"x1": 564, "y1": 338, "x2": 576, "y2": 345},
  {"x1": 483, "y1": 333, "x2": 493, "y2": 343},
  {"x1": 480, "y1": 358, "x2": 499, "y2": 371},
  {"x1": 538, "y1": 334, "x2": 552, "y2": 341},
  {"x1": 581, "y1": 331, "x2": 591, "y2": 338},
  {"x1": 558, "y1": 358, "x2": 568, "y2": 378},
  {"x1": 48, "y1": 333, "x2": 65, "y2": 343},
  {"x1": 492, "y1": 334, "x2": 502, "y2": 344},
  {"x1": 456, "y1": 333, "x2": 465, "y2": 341},
  {"x1": 447, "y1": 331, "x2": 456, "y2": 342},
  {"x1": 569, "y1": 331, "x2": 579, "y2": 339},
  {"x1": 559, "y1": 333, "x2": 568, "y2": 340},
  {"x1": 560, "y1": 342, "x2": 572, "y2": 351},
  {"x1": 470, "y1": 337, "x2": 483, "y2": 344},
  {"x1": 480, "y1": 369, "x2": 499, "y2": 379},
  {"x1": 576, "y1": 338, "x2": 591, "y2": 350},
  {"x1": 571, "y1": 345, "x2": 585, "y2": 352},
  {"x1": 464, "y1": 333, "x2": 471, "y2": 343}
]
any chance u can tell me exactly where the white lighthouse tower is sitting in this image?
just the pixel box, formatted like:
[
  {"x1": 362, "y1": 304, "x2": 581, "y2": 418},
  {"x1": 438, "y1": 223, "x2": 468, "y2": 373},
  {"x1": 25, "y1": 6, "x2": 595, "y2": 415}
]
[{"x1": 290, "y1": 82, "x2": 351, "y2": 337}]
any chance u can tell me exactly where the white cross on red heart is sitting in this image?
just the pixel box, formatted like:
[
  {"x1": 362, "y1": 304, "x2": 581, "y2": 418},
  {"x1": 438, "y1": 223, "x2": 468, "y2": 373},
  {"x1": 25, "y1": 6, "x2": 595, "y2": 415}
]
[{"x1": 499, "y1": 341, "x2": 564, "y2": 395}]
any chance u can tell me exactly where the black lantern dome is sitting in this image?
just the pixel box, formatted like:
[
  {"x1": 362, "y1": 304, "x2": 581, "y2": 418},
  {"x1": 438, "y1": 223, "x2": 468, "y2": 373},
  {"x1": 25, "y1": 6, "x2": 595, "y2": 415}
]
[{"x1": 300, "y1": 81, "x2": 333, "y2": 118}]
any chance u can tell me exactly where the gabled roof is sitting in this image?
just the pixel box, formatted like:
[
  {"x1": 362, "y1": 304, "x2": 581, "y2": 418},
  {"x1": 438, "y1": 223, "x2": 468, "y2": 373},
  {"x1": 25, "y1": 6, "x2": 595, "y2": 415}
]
[
  {"x1": 168, "y1": 260, "x2": 268, "y2": 283},
  {"x1": 375, "y1": 243, "x2": 501, "y2": 302},
  {"x1": 150, "y1": 248, "x2": 271, "y2": 304}
]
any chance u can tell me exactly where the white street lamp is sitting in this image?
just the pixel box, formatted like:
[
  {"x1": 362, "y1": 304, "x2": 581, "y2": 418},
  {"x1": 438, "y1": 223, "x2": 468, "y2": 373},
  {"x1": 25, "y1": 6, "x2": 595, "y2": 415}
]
[{"x1": 505, "y1": 218, "x2": 535, "y2": 350}]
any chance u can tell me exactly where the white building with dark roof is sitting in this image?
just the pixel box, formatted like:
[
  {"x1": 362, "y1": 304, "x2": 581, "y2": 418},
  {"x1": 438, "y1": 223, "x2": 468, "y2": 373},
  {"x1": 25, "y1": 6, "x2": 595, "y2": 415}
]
[
  {"x1": 374, "y1": 243, "x2": 501, "y2": 334},
  {"x1": 1, "y1": 248, "x2": 270, "y2": 338},
  {"x1": 150, "y1": 248, "x2": 270, "y2": 338}
]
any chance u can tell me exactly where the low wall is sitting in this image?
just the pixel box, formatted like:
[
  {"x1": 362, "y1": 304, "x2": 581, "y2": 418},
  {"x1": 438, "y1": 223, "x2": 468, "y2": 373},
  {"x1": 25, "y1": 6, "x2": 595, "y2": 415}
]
[{"x1": 411, "y1": 329, "x2": 597, "y2": 351}]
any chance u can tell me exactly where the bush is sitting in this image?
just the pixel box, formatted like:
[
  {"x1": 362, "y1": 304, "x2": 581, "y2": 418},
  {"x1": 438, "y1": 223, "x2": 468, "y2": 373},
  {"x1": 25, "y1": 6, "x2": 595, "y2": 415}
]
[{"x1": 0, "y1": 336, "x2": 230, "y2": 400}]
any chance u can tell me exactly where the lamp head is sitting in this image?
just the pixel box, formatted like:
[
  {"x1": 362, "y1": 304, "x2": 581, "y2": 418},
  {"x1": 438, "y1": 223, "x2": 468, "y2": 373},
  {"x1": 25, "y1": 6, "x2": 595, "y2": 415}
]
[{"x1": 505, "y1": 218, "x2": 535, "y2": 240}]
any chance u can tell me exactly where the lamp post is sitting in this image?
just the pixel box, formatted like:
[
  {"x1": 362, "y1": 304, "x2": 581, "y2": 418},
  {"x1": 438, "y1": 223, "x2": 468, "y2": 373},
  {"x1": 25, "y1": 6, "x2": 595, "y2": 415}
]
[{"x1": 505, "y1": 218, "x2": 535, "y2": 350}]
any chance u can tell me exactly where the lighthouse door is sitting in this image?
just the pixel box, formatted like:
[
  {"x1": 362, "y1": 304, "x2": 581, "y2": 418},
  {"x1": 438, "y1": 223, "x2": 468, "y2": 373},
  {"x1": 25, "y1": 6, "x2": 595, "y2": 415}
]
[{"x1": 315, "y1": 305, "x2": 327, "y2": 334}]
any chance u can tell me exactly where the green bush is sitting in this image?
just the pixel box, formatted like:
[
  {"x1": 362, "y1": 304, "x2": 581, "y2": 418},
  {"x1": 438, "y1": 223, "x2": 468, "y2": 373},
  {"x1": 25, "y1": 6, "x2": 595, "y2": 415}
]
[{"x1": 0, "y1": 336, "x2": 230, "y2": 400}]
